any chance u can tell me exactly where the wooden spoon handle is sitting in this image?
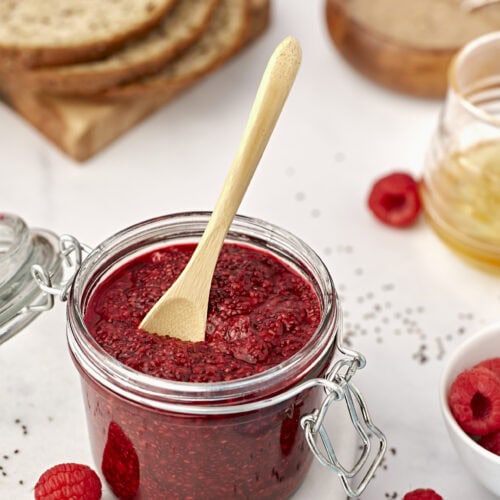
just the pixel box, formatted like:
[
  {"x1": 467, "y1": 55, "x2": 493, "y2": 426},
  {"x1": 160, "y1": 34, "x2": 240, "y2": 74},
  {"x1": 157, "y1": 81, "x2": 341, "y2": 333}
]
[
  {"x1": 190, "y1": 36, "x2": 302, "y2": 275},
  {"x1": 211, "y1": 36, "x2": 302, "y2": 227}
]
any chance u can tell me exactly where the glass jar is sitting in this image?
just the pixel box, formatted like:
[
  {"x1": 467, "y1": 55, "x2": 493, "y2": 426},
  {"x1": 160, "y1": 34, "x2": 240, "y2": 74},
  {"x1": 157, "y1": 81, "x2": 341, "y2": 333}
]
[
  {"x1": 0, "y1": 212, "x2": 385, "y2": 498},
  {"x1": 421, "y1": 32, "x2": 500, "y2": 271}
]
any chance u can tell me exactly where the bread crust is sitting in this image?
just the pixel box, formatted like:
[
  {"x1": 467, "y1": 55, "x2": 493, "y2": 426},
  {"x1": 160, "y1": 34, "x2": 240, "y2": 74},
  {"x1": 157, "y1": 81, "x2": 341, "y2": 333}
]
[
  {"x1": 0, "y1": 0, "x2": 177, "y2": 68},
  {"x1": 99, "y1": 0, "x2": 251, "y2": 100},
  {"x1": 20, "y1": 0, "x2": 220, "y2": 95}
]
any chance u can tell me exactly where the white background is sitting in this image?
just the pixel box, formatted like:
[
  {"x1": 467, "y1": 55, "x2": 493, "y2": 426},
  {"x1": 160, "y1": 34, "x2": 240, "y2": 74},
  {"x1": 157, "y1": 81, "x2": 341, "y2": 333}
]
[{"x1": 1, "y1": 1, "x2": 499, "y2": 498}]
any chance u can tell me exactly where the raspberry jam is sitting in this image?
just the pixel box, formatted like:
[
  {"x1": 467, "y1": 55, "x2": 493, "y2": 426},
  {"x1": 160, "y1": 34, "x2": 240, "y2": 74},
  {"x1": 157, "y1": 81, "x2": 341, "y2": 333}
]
[
  {"x1": 67, "y1": 214, "x2": 339, "y2": 500},
  {"x1": 84, "y1": 243, "x2": 321, "y2": 383}
]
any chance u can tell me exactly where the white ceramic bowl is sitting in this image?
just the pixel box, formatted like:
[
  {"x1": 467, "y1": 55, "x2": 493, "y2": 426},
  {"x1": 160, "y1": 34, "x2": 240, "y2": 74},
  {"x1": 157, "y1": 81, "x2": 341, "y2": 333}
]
[{"x1": 440, "y1": 322, "x2": 500, "y2": 496}]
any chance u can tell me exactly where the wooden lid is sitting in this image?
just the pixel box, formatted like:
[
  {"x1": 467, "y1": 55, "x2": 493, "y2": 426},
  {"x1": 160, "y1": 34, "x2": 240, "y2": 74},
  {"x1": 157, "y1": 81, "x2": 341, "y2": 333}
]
[{"x1": 325, "y1": 0, "x2": 500, "y2": 97}]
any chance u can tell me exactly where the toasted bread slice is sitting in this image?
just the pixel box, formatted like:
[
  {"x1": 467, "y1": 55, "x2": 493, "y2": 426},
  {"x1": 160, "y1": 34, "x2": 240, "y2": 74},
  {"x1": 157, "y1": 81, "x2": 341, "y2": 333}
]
[
  {"x1": 101, "y1": 0, "x2": 248, "y2": 100},
  {"x1": 0, "y1": 0, "x2": 177, "y2": 68},
  {"x1": 22, "y1": 0, "x2": 219, "y2": 95}
]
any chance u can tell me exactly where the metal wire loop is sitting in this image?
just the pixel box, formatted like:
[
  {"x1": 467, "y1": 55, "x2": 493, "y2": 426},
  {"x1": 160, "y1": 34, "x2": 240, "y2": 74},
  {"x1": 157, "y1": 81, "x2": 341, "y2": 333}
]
[
  {"x1": 301, "y1": 379, "x2": 386, "y2": 497},
  {"x1": 29, "y1": 235, "x2": 88, "y2": 310},
  {"x1": 299, "y1": 318, "x2": 386, "y2": 498}
]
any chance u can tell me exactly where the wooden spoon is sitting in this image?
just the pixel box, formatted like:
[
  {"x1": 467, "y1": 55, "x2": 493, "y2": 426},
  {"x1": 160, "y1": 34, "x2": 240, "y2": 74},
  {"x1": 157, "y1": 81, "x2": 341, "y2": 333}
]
[{"x1": 140, "y1": 36, "x2": 302, "y2": 342}]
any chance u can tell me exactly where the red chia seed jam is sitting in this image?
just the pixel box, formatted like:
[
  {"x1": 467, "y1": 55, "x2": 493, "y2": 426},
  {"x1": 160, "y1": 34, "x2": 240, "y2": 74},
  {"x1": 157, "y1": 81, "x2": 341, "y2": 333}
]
[
  {"x1": 74, "y1": 235, "x2": 335, "y2": 500},
  {"x1": 84, "y1": 243, "x2": 321, "y2": 383}
]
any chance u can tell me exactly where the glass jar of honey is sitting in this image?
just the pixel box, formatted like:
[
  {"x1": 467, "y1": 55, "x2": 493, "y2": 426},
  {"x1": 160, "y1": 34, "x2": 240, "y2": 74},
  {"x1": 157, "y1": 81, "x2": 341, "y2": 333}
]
[{"x1": 421, "y1": 32, "x2": 500, "y2": 270}]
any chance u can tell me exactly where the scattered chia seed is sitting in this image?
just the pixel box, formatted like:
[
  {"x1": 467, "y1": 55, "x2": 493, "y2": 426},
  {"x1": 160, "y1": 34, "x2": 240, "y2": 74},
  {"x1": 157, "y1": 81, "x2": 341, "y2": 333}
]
[
  {"x1": 390, "y1": 447, "x2": 397, "y2": 455},
  {"x1": 436, "y1": 337, "x2": 445, "y2": 360},
  {"x1": 18, "y1": 480, "x2": 23, "y2": 485}
]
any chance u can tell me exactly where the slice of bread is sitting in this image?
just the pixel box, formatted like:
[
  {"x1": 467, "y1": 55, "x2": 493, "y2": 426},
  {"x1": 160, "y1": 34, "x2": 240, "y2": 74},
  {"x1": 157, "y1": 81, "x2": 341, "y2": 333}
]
[
  {"x1": 0, "y1": 0, "x2": 177, "y2": 68},
  {"x1": 100, "y1": 0, "x2": 249, "y2": 100},
  {"x1": 22, "y1": 0, "x2": 219, "y2": 95}
]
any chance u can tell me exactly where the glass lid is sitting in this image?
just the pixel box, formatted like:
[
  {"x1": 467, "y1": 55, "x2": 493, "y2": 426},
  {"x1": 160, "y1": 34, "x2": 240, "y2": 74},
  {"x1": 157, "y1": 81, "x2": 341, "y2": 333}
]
[{"x1": 0, "y1": 213, "x2": 63, "y2": 344}]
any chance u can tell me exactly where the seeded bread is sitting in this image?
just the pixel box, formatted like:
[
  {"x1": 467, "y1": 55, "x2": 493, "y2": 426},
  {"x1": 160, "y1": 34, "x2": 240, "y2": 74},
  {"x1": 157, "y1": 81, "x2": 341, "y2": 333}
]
[
  {"x1": 22, "y1": 0, "x2": 219, "y2": 95},
  {"x1": 100, "y1": 0, "x2": 249, "y2": 100},
  {"x1": 0, "y1": 0, "x2": 177, "y2": 68}
]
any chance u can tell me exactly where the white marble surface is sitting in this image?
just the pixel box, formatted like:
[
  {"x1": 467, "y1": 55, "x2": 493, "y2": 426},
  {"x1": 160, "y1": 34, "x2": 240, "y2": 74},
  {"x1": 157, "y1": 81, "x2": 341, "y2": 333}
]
[{"x1": 0, "y1": 1, "x2": 499, "y2": 499}]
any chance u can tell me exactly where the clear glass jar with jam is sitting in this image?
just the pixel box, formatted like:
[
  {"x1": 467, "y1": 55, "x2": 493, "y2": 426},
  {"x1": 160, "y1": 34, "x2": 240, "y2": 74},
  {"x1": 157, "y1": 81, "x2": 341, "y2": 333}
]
[{"x1": 0, "y1": 212, "x2": 385, "y2": 499}]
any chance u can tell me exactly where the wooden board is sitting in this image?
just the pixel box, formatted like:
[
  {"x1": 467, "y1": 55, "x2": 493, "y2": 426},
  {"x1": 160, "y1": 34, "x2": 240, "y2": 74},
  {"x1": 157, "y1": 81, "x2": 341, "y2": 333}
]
[{"x1": 0, "y1": 0, "x2": 270, "y2": 162}]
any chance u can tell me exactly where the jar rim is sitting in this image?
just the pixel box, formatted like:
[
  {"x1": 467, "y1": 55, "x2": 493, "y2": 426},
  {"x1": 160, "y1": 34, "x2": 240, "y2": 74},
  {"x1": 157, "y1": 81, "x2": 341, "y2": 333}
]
[
  {"x1": 448, "y1": 31, "x2": 500, "y2": 127},
  {"x1": 67, "y1": 212, "x2": 339, "y2": 412}
]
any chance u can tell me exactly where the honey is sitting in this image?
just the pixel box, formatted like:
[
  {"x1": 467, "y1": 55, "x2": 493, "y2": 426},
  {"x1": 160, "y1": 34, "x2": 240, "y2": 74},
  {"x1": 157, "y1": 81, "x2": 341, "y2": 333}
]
[{"x1": 422, "y1": 140, "x2": 500, "y2": 269}]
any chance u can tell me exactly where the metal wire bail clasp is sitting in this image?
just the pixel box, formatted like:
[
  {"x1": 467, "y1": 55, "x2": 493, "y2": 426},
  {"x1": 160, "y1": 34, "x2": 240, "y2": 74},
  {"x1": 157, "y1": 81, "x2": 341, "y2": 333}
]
[
  {"x1": 30, "y1": 235, "x2": 89, "y2": 311},
  {"x1": 301, "y1": 324, "x2": 387, "y2": 497}
]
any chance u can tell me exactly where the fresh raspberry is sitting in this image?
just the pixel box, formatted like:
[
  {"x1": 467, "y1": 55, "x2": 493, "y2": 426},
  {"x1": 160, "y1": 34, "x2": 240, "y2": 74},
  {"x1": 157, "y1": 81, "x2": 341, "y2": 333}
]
[
  {"x1": 367, "y1": 172, "x2": 421, "y2": 227},
  {"x1": 474, "y1": 358, "x2": 500, "y2": 380},
  {"x1": 448, "y1": 366, "x2": 500, "y2": 435},
  {"x1": 479, "y1": 430, "x2": 500, "y2": 455},
  {"x1": 403, "y1": 489, "x2": 443, "y2": 500},
  {"x1": 101, "y1": 421, "x2": 139, "y2": 500},
  {"x1": 34, "y1": 463, "x2": 101, "y2": 500}
]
